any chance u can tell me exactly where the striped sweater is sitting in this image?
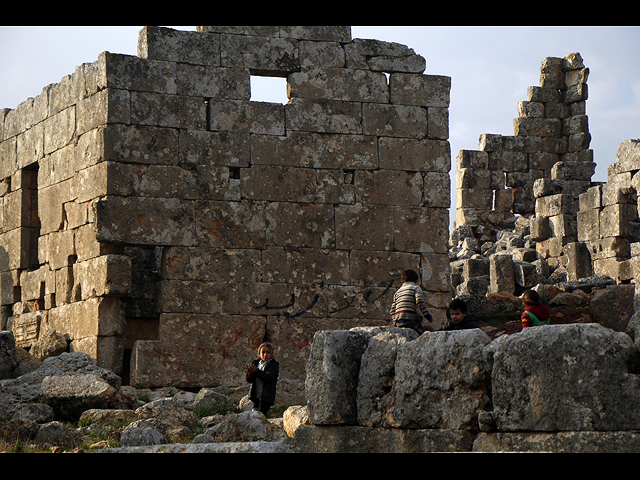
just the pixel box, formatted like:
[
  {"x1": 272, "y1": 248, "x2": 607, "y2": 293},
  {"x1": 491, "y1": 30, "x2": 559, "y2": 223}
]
[{"x1": 389, "y1": 281, "x2": 431, "y2": 329}]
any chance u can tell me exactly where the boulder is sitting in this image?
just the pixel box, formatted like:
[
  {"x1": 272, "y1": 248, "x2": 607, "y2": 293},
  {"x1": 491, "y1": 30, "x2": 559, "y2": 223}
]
[
  {"x1": 359, "y1": 329, "x2": 491, "y2": 429},
  {"x1": 41, "y1": 373, "x2": 136, "y2": 422},
  {"x1": 488, "y1": 323, "x2": 640, "y2": 432},
  {"x1": 192, "y1": 410, "x2": 284, "y2": 444}
]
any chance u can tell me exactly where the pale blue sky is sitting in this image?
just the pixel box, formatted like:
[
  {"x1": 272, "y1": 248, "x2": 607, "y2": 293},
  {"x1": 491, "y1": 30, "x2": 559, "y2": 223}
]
[{"x1": 1, "y1": 26, "x2": 639, "y2": 226}]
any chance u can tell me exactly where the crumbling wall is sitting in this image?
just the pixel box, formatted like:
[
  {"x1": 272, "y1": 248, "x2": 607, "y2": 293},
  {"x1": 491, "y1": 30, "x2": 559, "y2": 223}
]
[
  {"x1": 578, "y1": 139, "x2": 640, "y2": 282},
  {"x1": 455, "y1": 53, "x2": 593, "y2": 240},
  {"x1": 1, "y1": 26, "x2": 452, "y2": 388}
]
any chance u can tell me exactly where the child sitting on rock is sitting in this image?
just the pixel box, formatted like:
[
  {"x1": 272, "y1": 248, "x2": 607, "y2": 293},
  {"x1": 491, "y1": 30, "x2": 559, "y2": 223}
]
[{"x1": 521, "y1": 290, "x2": 550, "y2": 329}]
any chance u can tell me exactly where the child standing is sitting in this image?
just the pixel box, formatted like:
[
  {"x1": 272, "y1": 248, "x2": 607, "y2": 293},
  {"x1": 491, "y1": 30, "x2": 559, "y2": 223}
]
[
  {"x1": 389, "y1": 269, "x2": 433, "y2": 334},
  {"x1": 521, "y1": 290, "x2": 550, "y2": 329},
  {"x1": 244, "y1": 342, "x2": 280, "y2": 416}
]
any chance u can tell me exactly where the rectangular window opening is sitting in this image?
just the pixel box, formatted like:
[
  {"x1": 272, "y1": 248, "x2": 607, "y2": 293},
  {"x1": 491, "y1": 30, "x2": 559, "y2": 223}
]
[{"x1": 250, "y1": 74, "x2": 289, "y2": 104}]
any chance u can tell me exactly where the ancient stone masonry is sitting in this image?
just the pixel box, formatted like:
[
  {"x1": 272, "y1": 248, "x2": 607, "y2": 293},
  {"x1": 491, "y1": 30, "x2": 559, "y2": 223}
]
[
  {"x1": 0, "y1": 26, "x2": 452, "y2": 388},
  {"x1": 578, "y1": 139, "x2": 640, "y2": 283}
]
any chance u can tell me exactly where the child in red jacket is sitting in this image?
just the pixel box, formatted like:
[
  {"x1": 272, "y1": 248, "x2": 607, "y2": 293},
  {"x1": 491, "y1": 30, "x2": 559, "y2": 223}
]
[{"x1": 521, "y1": 290, "x2": 550, "y2": 329}]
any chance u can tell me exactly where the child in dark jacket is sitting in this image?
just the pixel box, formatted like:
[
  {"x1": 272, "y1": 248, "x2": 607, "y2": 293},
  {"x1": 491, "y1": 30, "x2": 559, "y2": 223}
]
[
  {"x1": 521, "y1": 290, "x2": 550, "y2": 329},
  {"x1": 244, "y1": 342, "x2": 279, "y2": 416},
  {"x1": 439, "y1": 298, "x2": 480, "y2": 331}
]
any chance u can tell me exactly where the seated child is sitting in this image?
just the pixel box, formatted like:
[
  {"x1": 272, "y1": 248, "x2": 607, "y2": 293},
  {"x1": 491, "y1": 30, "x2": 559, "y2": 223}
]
[
  {"x1": 389, "y1": 269, "x2": 433, "y2": 334},
  {"x1": 521, "y1": 290, "x2": 550, "y2": 328},
  {"x1": 439, "y1": 298, "x2": 480, "y2": 331}
]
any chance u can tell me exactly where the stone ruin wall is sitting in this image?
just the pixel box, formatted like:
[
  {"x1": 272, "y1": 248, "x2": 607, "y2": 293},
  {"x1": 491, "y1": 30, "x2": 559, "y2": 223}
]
[
  {"x1": 454, "y1": 51, "x2": 640, "y2": 295},
  {"x1": 0, "y1": 26, "x2": 452, "y2": 388}
]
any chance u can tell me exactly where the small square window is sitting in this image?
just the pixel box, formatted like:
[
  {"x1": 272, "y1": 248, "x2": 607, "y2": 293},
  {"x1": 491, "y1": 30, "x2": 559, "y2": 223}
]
[{"x1": 250, "y1": 75, "x2": 288, "y2": 104}]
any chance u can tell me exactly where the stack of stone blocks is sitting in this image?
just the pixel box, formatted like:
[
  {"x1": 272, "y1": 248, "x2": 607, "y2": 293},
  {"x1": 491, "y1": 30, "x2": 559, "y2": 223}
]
[
  {"x1": 0, "y1": 26, "x2": 452, "y2": 388},
  {"x1": 578, "y1": 139, "x2": 640, "y2": 282},
  {"x1": 455, "y1": 53, "x2": 595, "y2": 293}
]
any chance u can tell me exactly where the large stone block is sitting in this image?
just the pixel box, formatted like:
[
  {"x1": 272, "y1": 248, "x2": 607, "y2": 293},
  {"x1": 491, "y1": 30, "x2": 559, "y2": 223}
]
[
  {"x1": 306, "y1": 329, "x2": 372, "y2": 425},
  {"x1": 265, "y1": 202, "x2": 335, "y2": 249},
  {"x1": 335, "y1": 204, "x2": 394, "y2": 251},
  {"x1": 389, "y1": 74, "x2": 451, "y2": 107},
  {"x1": 489, "y1": 254, "x2": 515, "y2": 294},
  {"x1": 490, "y1": 324, "x2": 640, "y2": 432},
  {"x1": 220, "y1": 34, "x2": 300, "y2": 74},
  {"x1": 94, "y1": 196, "x2": 196, "y2": 247},
  {"x1": 74, "y1": 255, "x2": 132, "y2": 300},
  {"x1": 355, "y1": 169, "x2": 423, "y2": 206},
  {"x1": 362, "y1": 103, "x2": 427, "y2": 139},
  {"x1": 195, "y1": 200, "x2": 266, "y2": 249},
  {"x1": 138, "y1": 26, "x2": 221, "y2": 67},
  {"x1": 600, "y1": 203, "x2": 638, "y2": 238},
  {"x1": 208, "y1": 99, "x2": 284, "y2": 135},
  {"x1": 288, "y1": 68, "x2": 389, "y2": 103},
  {"x1": 242, "y1": 165, "x2": 316, "y2": 203},
  {"x1": 379, "y1": 137, "x2": 450, "y2": 173},
  {"x1": 285, "y1": 98, "x2": 362, "y2": 135}
]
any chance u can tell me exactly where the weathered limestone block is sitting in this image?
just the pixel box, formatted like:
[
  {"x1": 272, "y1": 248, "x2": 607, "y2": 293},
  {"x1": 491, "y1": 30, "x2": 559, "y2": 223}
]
[
  {"x1": 12, "y1": 310, "x2": 45, "y2": 348},
  {"x1": 563, "y1": 242, "x2": 593, "y2": 280},
  {"x1": 208, "y1": 99, "x2": 284, "y2": 136},
  {"x1": 288, "y1": 68, "x2": 389, "y2": 103},
  {"x1": 489, "y1": 324, "x2": 640, "y2": 432},
  {"x1": 489, "y1": 254, "x2": 515, "y2": 294},
  {"x1": 530, "y1": 216, "x2": 551, "y2": 242},
  {"x1": 262, "y1": 246, "x2": 350, "y2": 286},
  {"x1": 219, "y1": 34, "x2": 300, "y2": 74},
  {"x1": 103, "y1": 124, "x2": 180, "y2": 166},
  {"x1": 377, "y1": 137, "x2": 450, "y2": 173},
  {"x1": 593, "y1": 257, "x2": 634, "y2": 283},
  {"x1": 291, "y1": 425, "x2": 476, "y2": 453},
  {"x1": 514, "y1": 261, "x2": 539, "y2": 288},
  {"x1": 549, "y1": 214, "x2": 576, "y2": 238},
  {"x1": 77, "y1": 88, "x2": 131, "y2": 136},
  {"x1": 335, "y1": 204, "x2": 394, "y2": 251},
  {"x1": 535, "y1": 193, "x2": 576, "y2": 218},
  {"x1": 600, "y1": 203, "x2": 637, "y2": 238},
  {"x1": 421, "y1": 172, "x2": 451, "y2": 209},
  {"x1": 356, "y1": 329, "x2": 418, "y2": 426},
  {"x1": 577, "y1": 208, "x2": 600, "y2": 242},
  {"x1": 162, "y1": 247, "x2": 260, "y2": 283},
  {"x1": 196, "y1": 26, "x2": 281, "y2": 37},
  {"x1": 456, "y1": 150, "x2": 489, "y2": 170},
  {"x1": 138, "y1": 26, "x2": 221, "y2": 67},
  {"x1": 130, "y1": 91, "x2": 206, "y2": 130},
  {"x1": 74, "y1": 255, "x2": 132, "y2": 300},
  {"x1": 181, "y1": 130, "x2": 250, "y2": 167},
  {"x1": 551, "y1": 160, "x2": 594, "y2": 181},
  {"x1": 613, "y1": 139, "x2": 640, "y2": 174},
  {"x1": 355, "y1": 170, "x2": 423, "y2": 206},
  {"x1": 356, "y1": 329, "x2": 490, "y2": 429},
  {"x1": 158, "y1": 280, "x2": 239, "y2": 315},
  {"x1": 242, "y1": 165, "x2": 316, "y2": 203},
  {"x1": 513, "y1": 117, "x2": 561, "y2": 138},
  {"x1": 456, "y1": 168, "x2": 492, "y2": 190},
  {"x1": 265, "y1": 202, "x2": 336, "y2": 249},
  {"x1": 389, "y1": 74, "x2": 451, "y2": 107},
  {"x1": 305, "y1": 329, "x2": 372, "y2": 425},
  {"x1": 285, "y1": 98, "x2": 362, "y2": 135},
  {"x1": 456, "y1": 187, "x2": 493, "y2": 211},
  {"x1": 0, "y1": 228, "x2": 32, "y2": 270},
  {"x1": 343, "y1": 38, "x2": 425, "y2": 73},
  {"x1": 473, "y1": 431, "x2": 640, "y2": 453},
  {"x1": 461, "y1": 257, "x2": 490, "y2": 280},
  {"x1": 195, "y1": 200, "x2": 266, "y2": 249},
  {"x1": 586, "y1": 237, "x2": 630, "y2": 261},
  {"x1": 95, "y1": 197, "x2": 196, "y2": 247},
  {"x1": 363, "y1": 103, "x2": 427, "y2": 139},
  {"x1": 348, "y1": 250, "x2": 420, "y2": 287}
]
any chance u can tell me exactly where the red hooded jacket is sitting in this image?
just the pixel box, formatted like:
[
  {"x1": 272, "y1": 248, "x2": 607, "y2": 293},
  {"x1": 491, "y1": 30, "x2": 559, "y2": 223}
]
[{"x1": 522, "y1": 303, "x2": 550, "y2": 328}]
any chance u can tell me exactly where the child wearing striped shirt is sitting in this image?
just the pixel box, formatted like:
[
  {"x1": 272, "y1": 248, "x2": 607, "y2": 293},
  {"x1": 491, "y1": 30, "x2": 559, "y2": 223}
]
[{"x1": 389, "y1": 269, "x2": 433, "y2": 334}]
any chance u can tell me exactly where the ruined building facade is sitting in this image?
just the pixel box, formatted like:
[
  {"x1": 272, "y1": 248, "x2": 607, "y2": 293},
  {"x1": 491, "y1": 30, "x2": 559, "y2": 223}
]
[
  {"x1": 454, "y1": 51, "x2": 640, "y2": 295},
  {"x1": 0, "y1": 26, "x2": 452, "y2": 387}
]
